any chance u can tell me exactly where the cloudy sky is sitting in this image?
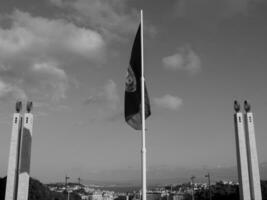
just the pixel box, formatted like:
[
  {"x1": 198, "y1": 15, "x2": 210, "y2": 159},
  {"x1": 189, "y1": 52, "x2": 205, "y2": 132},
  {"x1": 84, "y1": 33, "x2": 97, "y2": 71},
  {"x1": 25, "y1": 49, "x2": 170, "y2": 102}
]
[{"x1": 0, "y1": 0, "x2": 267, "y2": 184}]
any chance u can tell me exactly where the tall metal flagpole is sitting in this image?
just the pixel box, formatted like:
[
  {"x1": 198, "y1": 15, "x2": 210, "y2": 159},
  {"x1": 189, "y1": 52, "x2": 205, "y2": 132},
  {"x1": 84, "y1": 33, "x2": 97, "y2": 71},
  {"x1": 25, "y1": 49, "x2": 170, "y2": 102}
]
[{"x1": 140, "y1": 9, "x2": 147, "y2": 200}]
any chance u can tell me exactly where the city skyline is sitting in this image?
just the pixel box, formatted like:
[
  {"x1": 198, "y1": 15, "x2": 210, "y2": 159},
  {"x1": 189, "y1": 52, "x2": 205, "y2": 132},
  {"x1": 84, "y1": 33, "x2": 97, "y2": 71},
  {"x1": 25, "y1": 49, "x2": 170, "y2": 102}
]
[{"x1": 0, "y1": 0, "x2": 267, "y2": 183}]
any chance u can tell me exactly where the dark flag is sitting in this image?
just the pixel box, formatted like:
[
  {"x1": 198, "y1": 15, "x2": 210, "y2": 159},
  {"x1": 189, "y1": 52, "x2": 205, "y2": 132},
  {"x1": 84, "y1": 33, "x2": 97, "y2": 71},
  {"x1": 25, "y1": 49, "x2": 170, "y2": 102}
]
[{"x1": 124, "y1": 25, "x2": 151, "y2": 130}]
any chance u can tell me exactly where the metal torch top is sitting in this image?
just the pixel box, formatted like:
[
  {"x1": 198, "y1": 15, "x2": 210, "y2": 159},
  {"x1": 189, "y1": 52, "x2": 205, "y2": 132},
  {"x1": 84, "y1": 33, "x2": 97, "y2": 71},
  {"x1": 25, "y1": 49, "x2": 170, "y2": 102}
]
[{"x1": 234, "y1": 100, "x2": 241, "y2": 113}]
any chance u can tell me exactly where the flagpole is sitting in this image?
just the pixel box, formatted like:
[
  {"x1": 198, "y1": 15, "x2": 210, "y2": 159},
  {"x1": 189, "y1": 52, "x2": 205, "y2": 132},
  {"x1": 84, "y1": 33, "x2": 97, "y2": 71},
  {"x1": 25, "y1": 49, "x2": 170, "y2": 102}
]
[{"x1": 140, "y1": 9, "x2": 147, "y2": 200}]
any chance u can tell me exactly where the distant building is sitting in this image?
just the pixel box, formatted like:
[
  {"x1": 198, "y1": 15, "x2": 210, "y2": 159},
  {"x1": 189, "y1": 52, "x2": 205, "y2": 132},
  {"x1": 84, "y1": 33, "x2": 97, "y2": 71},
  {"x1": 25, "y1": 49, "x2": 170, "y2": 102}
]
[
  {"x1": 147, "y1": 192, "x2": 161, "y2": 200},
  {"x1": 81, "y1": 195, "x2": 89, "y2": 200},
  {"x1": 89, "y1": 191, "x2": 103, "y2": 200},
  {"x1": 102, "y1": 191, "x2": 114, "y2": 200},
  {"x1": 169, "y1": 194, "x2": 184, "y2": 200},
  {"x1": 88, "y1": 191, "x2": 114, "y2": 200},
  {"x1": 114, "y1": 195, "x2": 127, "y2": 200}
]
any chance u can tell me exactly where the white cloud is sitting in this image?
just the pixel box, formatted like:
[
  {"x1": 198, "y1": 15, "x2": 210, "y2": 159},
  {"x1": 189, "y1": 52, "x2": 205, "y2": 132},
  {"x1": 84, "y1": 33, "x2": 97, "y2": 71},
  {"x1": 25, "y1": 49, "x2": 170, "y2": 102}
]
[
  {"x1": 84, "y1": 80, "x2": 119, "y2": 108},
  {"x1": 32, "y1": 62, "x2": 66, "y2": 79},
  {"x1": 0, "y1": 79, "x2": 26, "y2": 101},
  {"x1": 8, "y1": 10, "x2": 106, "y2": 60},
  {"x1": 103, "y1": 80, "x2": 119, "y2": 110},
  {"x1": 162, "y1": 46, "x2": 201, "y2": 74},
  {"x1": 154, "y1": 95, "x2": 183, "y2": 111},
  {"x1": 49, "y1": 0, "x2": 138, "y2": 40},
  {"x1": 0, "y1": 10, "x2": 106, "y2": 102},
  {"x1": 31, "y1": 62, "x2": 68, "y2": 100},
  {"x1": 84, "y1": 80, "x2": 121, "y2": 121}
]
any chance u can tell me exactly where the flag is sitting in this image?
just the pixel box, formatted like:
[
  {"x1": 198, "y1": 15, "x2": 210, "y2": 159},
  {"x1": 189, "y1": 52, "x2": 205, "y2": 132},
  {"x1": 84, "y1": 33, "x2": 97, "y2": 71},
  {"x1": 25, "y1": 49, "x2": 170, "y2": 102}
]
[{"x1": 124, "y1": 25, "x2": 151, "y2": 130}]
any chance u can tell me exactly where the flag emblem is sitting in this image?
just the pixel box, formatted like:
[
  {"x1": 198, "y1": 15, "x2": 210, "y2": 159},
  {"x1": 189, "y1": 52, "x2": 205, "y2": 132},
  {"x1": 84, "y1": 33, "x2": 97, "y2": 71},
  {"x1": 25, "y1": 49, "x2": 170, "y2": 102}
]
[{"x1": 125, "y1": 66, "x2": 137, "y2": 92}]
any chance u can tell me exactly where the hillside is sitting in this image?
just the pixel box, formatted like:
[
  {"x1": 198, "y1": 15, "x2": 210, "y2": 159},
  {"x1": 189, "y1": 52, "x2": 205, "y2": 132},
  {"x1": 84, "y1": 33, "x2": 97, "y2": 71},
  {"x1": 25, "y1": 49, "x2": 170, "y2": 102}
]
[{"x1": 0, "y1": 177, "x2": 80, "y2": 200}]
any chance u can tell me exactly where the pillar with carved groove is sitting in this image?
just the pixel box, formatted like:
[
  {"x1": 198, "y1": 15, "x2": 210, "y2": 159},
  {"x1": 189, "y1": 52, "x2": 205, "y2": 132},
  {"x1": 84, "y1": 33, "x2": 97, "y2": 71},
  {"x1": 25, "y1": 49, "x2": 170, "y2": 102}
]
[
  {"x1": 244, "y1": 101, "x2": 262, "y2": 200},
  {"x1": 5, "y1": 102, "x2": 23, "y2": 200},
  {"x1": 17, "y1": 102, "x2": 33, "y2": 200},
  {"x1": 234, "y1": 101, "x2": 251, "y2": 200}
]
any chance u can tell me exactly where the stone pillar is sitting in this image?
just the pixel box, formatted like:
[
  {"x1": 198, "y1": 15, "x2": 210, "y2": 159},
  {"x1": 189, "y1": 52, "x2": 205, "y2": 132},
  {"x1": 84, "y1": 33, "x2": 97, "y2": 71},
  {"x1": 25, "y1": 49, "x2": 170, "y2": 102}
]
[
  {"x1": 17, "y1": 112, "x2": 33, "y2": 200},
  {"x1": 5, "y1": 106, "x2": 22, "y2": 200},
  {"x1": 244, "y1": 102, "x2": 262, "y2": 200},
  {"x1": 234, "y1": 101, "x2": 251, "y2": 200}
]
